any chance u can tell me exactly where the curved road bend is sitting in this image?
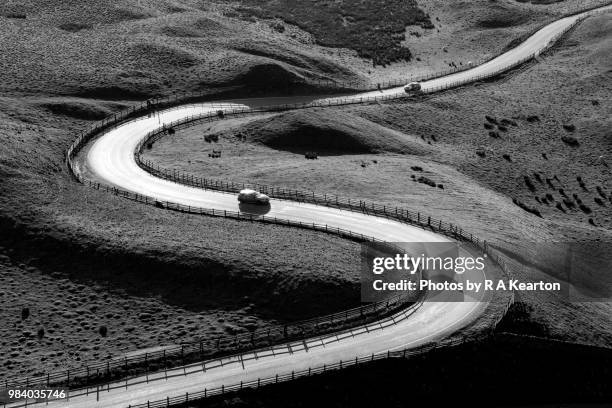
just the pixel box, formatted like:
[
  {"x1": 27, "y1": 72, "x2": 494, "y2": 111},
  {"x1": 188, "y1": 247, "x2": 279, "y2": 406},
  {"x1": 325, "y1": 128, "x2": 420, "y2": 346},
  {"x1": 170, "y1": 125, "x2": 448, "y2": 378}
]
[{"x1": 12, "y1": 5, "x2": 610, "y2": 407}]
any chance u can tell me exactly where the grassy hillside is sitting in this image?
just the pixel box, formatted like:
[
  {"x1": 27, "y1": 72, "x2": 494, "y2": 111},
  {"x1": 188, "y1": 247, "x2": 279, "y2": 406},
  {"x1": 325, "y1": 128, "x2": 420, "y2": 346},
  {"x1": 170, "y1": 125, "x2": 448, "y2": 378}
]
[
  {"x1": 1, "y1": 0, "x2": 609, "y2": 380},
  {"x1": 0, "y1": 0, "x2": 364, "y2": 98},
  {"x1": 208, "y1": 109, "x2": 435, "y2": 155},
  {"x1": 0, "y1": 0, "x2": 595, "y2": 96}
]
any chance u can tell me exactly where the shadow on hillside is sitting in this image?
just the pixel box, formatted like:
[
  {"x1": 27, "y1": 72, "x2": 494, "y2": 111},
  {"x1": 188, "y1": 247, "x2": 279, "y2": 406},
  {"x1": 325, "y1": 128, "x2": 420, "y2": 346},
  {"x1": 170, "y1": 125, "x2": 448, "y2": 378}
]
[{"x1": 0, "y1": 214, "x2": 359, "y2": 322}]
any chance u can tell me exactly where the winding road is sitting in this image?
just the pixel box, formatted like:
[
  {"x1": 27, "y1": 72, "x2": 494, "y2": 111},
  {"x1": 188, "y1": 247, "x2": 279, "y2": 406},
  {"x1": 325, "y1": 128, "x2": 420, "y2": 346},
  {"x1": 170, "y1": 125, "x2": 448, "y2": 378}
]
[{"x1": 8, "y1": 4, "x2": 611, "y2": 407}]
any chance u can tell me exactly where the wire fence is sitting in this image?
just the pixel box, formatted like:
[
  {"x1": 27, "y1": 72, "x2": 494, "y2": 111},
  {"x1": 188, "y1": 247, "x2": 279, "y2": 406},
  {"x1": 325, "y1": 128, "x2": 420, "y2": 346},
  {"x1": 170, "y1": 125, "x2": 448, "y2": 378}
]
[
  {"x1": 11, "y1": 4, "x2": 603, "y2": 407},
  {"x1": 122, "y1": 290, "x2": 515, "y2": 408},
  {"x1": 3, "y1": 290, "x2": 514, "y2": 408}
]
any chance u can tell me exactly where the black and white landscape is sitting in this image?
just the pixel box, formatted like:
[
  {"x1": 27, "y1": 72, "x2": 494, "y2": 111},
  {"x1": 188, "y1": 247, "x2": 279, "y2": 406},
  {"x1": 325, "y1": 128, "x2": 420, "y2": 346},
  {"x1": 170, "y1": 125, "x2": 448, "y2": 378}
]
[{"x1": 1, "y1": 0, "x2": 611, "y2": 407}]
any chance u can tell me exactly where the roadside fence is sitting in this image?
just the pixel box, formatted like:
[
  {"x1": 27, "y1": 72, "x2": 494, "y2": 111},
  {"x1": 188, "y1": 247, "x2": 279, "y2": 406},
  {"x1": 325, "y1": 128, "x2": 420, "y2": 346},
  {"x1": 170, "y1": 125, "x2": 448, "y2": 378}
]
[
  {"x1": 2, "y1": 260, "x2": 426, "y2": 408},
  {"x1": 3, "y1": 289, "x2": 512, "y2": 408},
  {"x1": 120, "y1": 289, "x2": 514, "y2": 408}
]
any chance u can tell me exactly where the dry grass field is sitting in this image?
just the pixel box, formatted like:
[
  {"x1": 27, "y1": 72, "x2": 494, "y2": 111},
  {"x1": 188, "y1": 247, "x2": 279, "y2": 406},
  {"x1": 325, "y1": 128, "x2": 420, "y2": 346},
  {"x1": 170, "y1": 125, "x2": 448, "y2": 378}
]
[{"x1": 1, "y1": 0, "x2": 610, "y2": 380}]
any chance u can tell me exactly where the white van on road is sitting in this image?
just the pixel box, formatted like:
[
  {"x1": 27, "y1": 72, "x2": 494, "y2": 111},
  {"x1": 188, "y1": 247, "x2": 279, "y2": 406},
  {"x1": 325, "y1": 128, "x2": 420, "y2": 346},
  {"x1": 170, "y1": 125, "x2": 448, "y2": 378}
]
[{"x1": 238, "y1": 189, "x2": 270, "y2": 205}]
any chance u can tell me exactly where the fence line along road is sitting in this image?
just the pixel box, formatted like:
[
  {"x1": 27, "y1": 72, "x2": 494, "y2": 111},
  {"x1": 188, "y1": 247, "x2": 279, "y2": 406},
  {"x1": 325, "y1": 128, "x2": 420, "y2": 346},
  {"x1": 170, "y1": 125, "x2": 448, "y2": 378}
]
[
  {"x1": 3, "y1": 284, "x2": 428, "y2": 407},
  {"x1": 124, "y1": 289, "x2": 514, "y2": 408},
  {"x1": 2, "y1": 234, "x2": 418, "y2": 392},
  {"x1": 3, "y1": 291, "x2": 514, "y2": 408},
  {"x1": 6, "y1": 4, "x2": 605, "y2": 408}
]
